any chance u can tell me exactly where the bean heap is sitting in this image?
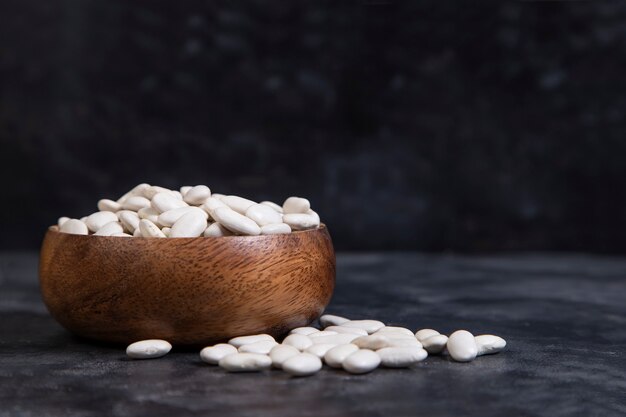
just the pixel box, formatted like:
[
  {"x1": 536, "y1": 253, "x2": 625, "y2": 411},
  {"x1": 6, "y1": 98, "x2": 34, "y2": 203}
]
[
  {"x1": 56, "y1": 183, "x2": 320, "y2": 237},
  {"x1": 126, "y1": 314, "x2": 507, "y2": 376}
]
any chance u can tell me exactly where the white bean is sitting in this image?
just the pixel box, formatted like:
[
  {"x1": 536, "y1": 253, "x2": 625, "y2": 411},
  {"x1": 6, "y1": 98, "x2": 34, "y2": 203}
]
[
  {"x1": 353, "y1": 335, "x2": 393, "y2": 350},
  {"x1": 57, "y1": 216, "x2": 70, "y2": 227},
  {"x1": 93, "y1": 221, "x2": 124, "y2": 236},
  {"x1": 282, "y1": 334, "x2": 313, "y2": 351},
  {"x1": 308, "y1": 330, "x2": 338, "y2": 338},
  {"x1": 126, "y1": 339, "x2": 172, "y2": 359},
  {"x1": 238, "y1": 340, "x2": 278, "y2": 355},
  {"x1": 138, "y1": 219, "x2": 166, "y2": 238},
  {"x1": 117, "y1": 183, "x2": 150, "y2": 203},
  {"x1": 218, "y1": 353, "x2": 272, "y2": 372},
  {"x1": 324, "y1": 344, "x2": 359, "y2": 368},
  {"x1": 211, "y1": 207, "x2": 261, "y2": 236},
  {"x1": 289, "y1": 327, "x2": 320, "y2": 336},
  {"x1": 282, "y1": 353, "x2": 322, "y2": 377},
  {"x1": 118, "y1": 210, "x2": 140, "y2": 233},
  {"x1": 415, "y1": 329, "x2": 440, "y2": 341},
  {"x1": 320, "y1": 314, "x2": 349, "y2": 327},
  {"x1": 85, "y1": 211, "x2": 118, "y2": 232},
  {"x1": 170, "y1": 210, "x2": 208, "y2": 238},
  {"x1": 260, "y1": 201, "x2": 283, "y2": 213},
  {"x1": 377, "y1": 347, "x2": 428, "y2": 368},
  {"x1": 161, "y1": 227, "x2": 171, "y2": 237},
  {"x1": 137, "y1": 207, "x2": 161, "y2": 225},
  {"x1": 245, "y1": 204, "x2": 283, "y2": 226},
  {"x1": 200, "y1": 344, "x2": 237, "y2": 365},
  {"x1": 122, "y1": 196, "x2": 151, "y2": 211},
  {"x1": 151, "y1": 192, "x2": 188, "y2": 213},
  {"x1": 221, "y1": 195, "x2": 256, "y2": 214},
  {"x1": 282, "y1": 197, "x2": 310, "y2": 214},
  {"x1": 59, "y1": 219, "x2": 88, "y2": 235},
  {"x1": 282, "y1": 213, "x2": 320, "y2": 231},
  {"x1": 305, "y1": 343, "x2": 336, "y2": 359},
  {"x1": 183, "y1": 185, "x2": 211, "y2": 205},
  {"x1": 374, "y1": 326, "x2": 415, "y2": 337},
  {"x1": 158, "y1": 206, "x2": 206, "y2": 227},
  {"x1": 324, "y1": 326, "x2": 368, "y2": 336},
  {"x1": 260, "y1": 223, "x2": 291, "y2": 235},
  {"x1": 203, "y1": 222, "x2": 233, "y2": 237},
  {"x1": 421, "y1": 334, "x2": 448, "y2": 354},
  {"x1": 447, "y1": 330, "x2": 478, "y2": 362},
  {"x1": 228, "y1": 334, "x2": 275, "y2": 348},
  {"x1": 144, "y1": 185, "x2": 175, "y2": 200},
  {"x1": 97, "y1": 199, "x2": 121, "y2": 212},
  {"x1": 180, "y1": 186, "x2": 192, "y2": 197},
  {"x1": 342, "y1": 349, "x2": 381, "y2": 374},
  {"x1": 201, "y1": 197, "x2": 228, "y2": 217},
  {"x1": 340, "y1": 320, "x2": 385, "y2": 334},
  {"x1": 475, "y1": 335, "x2": 506, "y2": 356},
  {"x1": 269, "y1": 344, "x2": 300, "y2": 369},
  {"x1": 311, "y1": 333, "x2": 359, "y2": 345}
]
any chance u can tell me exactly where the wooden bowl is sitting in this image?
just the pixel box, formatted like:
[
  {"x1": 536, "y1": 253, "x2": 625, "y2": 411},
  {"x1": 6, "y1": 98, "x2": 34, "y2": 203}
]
[{"x1": 39, "y1": 225, "x2": 335, "y2": 346}]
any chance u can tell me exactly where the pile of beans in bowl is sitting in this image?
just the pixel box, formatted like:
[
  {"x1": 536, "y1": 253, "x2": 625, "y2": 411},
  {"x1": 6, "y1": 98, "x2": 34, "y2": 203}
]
[{"x1": 56, "y1": 183, "x2": 320, "y2": 237}]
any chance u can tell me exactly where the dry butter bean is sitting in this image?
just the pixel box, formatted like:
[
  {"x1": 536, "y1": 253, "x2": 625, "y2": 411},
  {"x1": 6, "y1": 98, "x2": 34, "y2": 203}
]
[
  {"x1": 377, "y1": 347, "x2": 427, "y2": 368},
  {"x1": 289, "y1": 327, "x2": 320, "y2": 336},
  {"x1": 151, "y1": 192, "x2": 187, "y2": 213},
  {"x1": 342, "y1": 349, "x2": 380, "y2": 374},
  {"x1": 245, "y1": 204, "x2": 283, "y2": 226},
  {"x1": 228, "y1": 334, "x2": 275, "y2": 348},
  {"x1": 260, "y1": 201, "x2": 283, "y2": 213},
  {"x1": 282, "y1": 213, "x2": 320, "y2": 231},
  {"x1": 324, "y1": 344, "x2": 359, "y2": 368},
  {"x1": 270, "y1": 345, "x2": 300, "y2": 369},
  {"x1": 122, "y1": 196, "x2": 151, "y2": 211},
  {"x1": 203, "y1": 222, "x2": 233, "y2": 237},
  {"x1": 282, "y1": 197, "x2": 310, "y2": 214},
  {"x1": 94, "y1": 221, "x2": 124, "y2": 236},
  {"x1": 85, "y1": 211, "x2": 118, "y2": 232},
  {"x1": 97, "y1": 199, "x2": 121, "y2": 212},
  {"x1": 200, "y1": 344, "x2": 238, "y2": 365},
  {"x1": 475, "y1": 335, "x2": 506, "y2": 356},
  {"x1": 183, "y1": 185, "x2": 211, "y2": 205},
  {"x1": 415, "y1": 329, "x2": 440, "y2": 341},
  {"x1": 221, "y1": 195, "x2": 256, "y2": 214},
  {"x1": 324, "y1": 326, "x2": 368, "y2": 336},
  {"x1": 421, "y1": 334, "x2": 448, "y2": 354},
  {"x1": 260, "y1": 223, "x2": 291, "y2": 235},
  {"x1": 139, "y1": 219, "x2": 166, "y2": 238},
  {"x1": 320, "y1": 314, "x2": 349, "y2": 327},
  {"x1": 282, "y1": 334, "x2": 313, "y2": 351},
  {"x1": 447, "y1": 330, "x2": 478, "y2": 362},
  {"x1": 305, "y1": 343, "x2": 336, "y2": 359},
  {"x1": 238, "y1": 340, "x2": 278, "y2": 355},
  {"x1": 158, "y1": 206, "x2": 205, "y2": 227},
  {"x1": 282, "y1": 353, "x2": 322, "y2": 377},
  {"x1": 340, "y1": 320, "x2": 385, "y2": 334},
  {"x1": 170, "y1": 210, "x2": 207, "y2": 238},
  {"x1": 219, "y1": 353, "x2": 272, "y2": 372},
  {"x1": 212, "y1": 207, "x2": 261, "y2": 236},
  {"x1": 59, "y1": 219, "x2": 88, "y2": 235},
  {"x1": 126, "y1": 339, "x2": 172, "y2": 359},
  {"x1": 118, "y1": 210, "x2": 140, "y2": 233}
]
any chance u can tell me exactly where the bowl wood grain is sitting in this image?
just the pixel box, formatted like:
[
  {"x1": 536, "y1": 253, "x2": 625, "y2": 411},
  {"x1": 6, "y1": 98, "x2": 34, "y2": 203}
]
[{"x1": 39, "y1": 225, "x2": 335, "y2": 345}]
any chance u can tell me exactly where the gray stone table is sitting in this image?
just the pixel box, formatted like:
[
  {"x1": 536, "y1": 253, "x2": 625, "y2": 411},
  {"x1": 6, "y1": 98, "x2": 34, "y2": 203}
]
[{"x1": 1, "y1": 252, "x2": 625, "y2": 417}]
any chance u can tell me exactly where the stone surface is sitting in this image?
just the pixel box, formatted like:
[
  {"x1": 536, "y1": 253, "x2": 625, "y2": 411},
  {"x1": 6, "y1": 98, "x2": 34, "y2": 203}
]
[{"x1": 0, "y1": 252, "x2": 625, "y2": 416}]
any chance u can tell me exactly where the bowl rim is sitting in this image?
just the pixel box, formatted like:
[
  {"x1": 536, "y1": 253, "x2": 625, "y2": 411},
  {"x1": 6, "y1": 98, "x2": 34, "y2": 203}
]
[{"x1": 47, "y1": 223, "x2": 328, "y2": 240}]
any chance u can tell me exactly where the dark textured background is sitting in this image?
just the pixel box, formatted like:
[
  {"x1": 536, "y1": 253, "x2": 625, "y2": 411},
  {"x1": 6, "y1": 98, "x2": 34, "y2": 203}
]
[{"x1": 1, "y1": 1, "x2": 625, "y2": 251}]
